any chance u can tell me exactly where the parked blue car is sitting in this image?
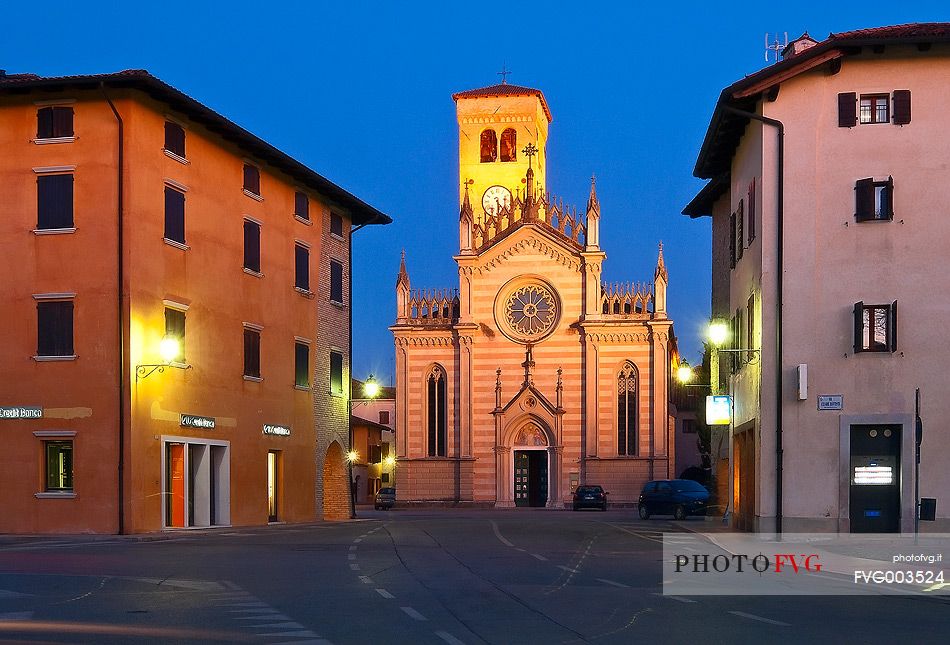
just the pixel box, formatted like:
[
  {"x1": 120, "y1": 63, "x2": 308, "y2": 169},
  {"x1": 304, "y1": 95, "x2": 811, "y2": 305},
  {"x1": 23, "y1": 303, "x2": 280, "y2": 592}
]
[{"x1": 638, "y1": 479, "x2": 709, "y2": 520}]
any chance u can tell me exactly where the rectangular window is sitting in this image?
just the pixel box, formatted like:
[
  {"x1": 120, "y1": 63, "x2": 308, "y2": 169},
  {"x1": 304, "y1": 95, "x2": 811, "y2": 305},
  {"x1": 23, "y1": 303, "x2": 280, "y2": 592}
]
[
  {"x1": 893, "y1": 89, "x2": 912, "y2": 125},
  {"x1": 728, "y1": 211, "x2": 737, "y2": 269},
  {"x1": 37, "y1": 300, "x2": 74, "y2": 357},
  {"x1": 164, "y1": 121, "x2": 186, "y2": 157},
  {"x1": 855, "y1": 177, "x2": 893, "y2": 221},
  {"x1": 45, "y1": 440, "x2": 73, "y2": 491},
  {"x1": 330, "y1": 212, "x2": 344, "y2": 237},
  {"x1": 370, "y1": 445, "x2": 382, "y2": 464},
  {"x1": 330, "y1": 259, "x2": 344, "y2": 303},
  {"x1": 747, "y1": 179, "x2": 756, "y2": 243},
  {"x1": 243, "y1": 328, "x2": 261, "y2": 378},
  {"x1": 854, "y1": 301, "x2": 897, "y2": 353},
  {"x1": 295, "y1": 244, "x2": 310, "y2": 291},
  {"x1": 746, "y1": 294, "x2": 755, "y2": 362},
  {"x1": 859, "y1": 94, "x2": 889, "y2": 124},
  {"x1": 164, "y1": 186, "x2": 186, "y2": 243},
  {"x1": 735, "y1": 200, "x2": 744, "y2": 261},
  {"x1": 330, "y1": 350, "x2": 343, "y2": 395},
  {"x1": 244, "y1": 220, "x2": 261, "y2": 272},
  {"x1": 243, "y1": 164, "x2": 260, "y2": 196},
  {"x1": 379, "y1": 410, "x2": 390, "y2": 425},
  {"x1": 294, "y1": 191, "x2": 309, "y2": 220},
  {"x1": 730, "y1": 308, "x2": 742, "y2": 373},
  {"x1": 164, "y1": 308, "x2": 185, "y2": 362},
  {"x1": 294, "y1": 342, "x2": 309, "y2": 388},
  {"x1": 838, "y1": 92, "x2": 857, "y2": 127},
  {"x1": 37, "y1": 106, "x2": 74, "y2": 139},
  {"x1": 37, "y1": 174, "x2": 74, "y2": 230}
]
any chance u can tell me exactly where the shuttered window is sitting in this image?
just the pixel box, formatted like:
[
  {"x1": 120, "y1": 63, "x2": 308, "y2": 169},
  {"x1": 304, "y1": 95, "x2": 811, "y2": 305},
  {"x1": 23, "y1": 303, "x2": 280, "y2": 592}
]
[
  {"x1": 164, "y1": 186, "x2": 185, "y2": 243},
  {"x1": 892, "y1": 90, "x2": 912, "y2": 125},
  {"x1": 37, "y1": 174, "x2": 74, "y2": 229},
  {"x1": 243, "y1": 328, "x2": 261, "y2": 378},
  {"x1": 295, "y1": 244, "x2": 310, "y2": 291},
  {"x1": 838, "y1": 92, "x2": 857, "y2": 127},
  {"x1": 243, "y1": 164, "x2": 260, "y2": 196},
  {"x1": 330, "y1": 212, "x2": 344, "y2": 237},
  {"x1": 860, "y1": 94, "x2": 889, "y2": 124},
  {"x1": 855, "y1": 177, "x2": 893, "y2": 222},
  {"x1": 244, "y1": 220, "x2": 261, "y2": 272},
  {"x1": 330, "y1": 260, "x2": 343, "y2": 303},
  {"x1": 37, "y1": 300, "x2": 74, "y2": 357},
  {"x1": 735, "y1": 200, "x2": 744, "y2": 261},
  {"x1": 330, "y1": 351, "x2": 344, "y2": 394},
  {"x1": 164, "y1": 121, "x2": 186, "y2": 157},
  {"x1": 747, "y1": 179, "x2": 756, "y2": 243},
  {"x1": 854, "y1": 301, "x2": 898, "y2": 353},
  {"x1": 37, "y1": 106, "x2": 74, "y2": 138},
  {"x1": 294, "y1": 192, "x2": 309, "y2": 220},
  {"x1": 728, "y1": 211, "x2": 736, "y2": 268},
  {"x1": 294, "y1": 342, "x2": 309, "y2": 387}
]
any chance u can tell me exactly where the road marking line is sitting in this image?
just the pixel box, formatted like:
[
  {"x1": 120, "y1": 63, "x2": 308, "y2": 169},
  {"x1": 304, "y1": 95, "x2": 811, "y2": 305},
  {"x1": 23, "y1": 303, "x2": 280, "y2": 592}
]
[
  {"x1": 490, "y1": 520, "x2": 514, "y2": 547},
  {"x1": 359, "y1": 576, "x2": 374, "y2": 585},
  {"x1": 597, "y1": 578, "x2": 629, "y2": 588},
  {"x1": 436, "y1": 630, "x2": 466, "y2": 645},
  {"x1": 347, "y1": 554, "x2": 356, "y2": 560},
  {"x1": 349, "y1": 545, "x2": 357, "y2": 551},
  {"x1": 515, "y1": 547, "x2": 526, "y2": 552},
  {"x1": 355, "y1": 538, "x2": 363, "y2": 543},
  {"x1": 729, "y1": 611, "x2": 790, "y2": 626},
  {"x1": 349, "y1": 563, "x2": 360, "y2": 571},
  {"x1": 0, "y1": 590, "x2": 33, "y2": 599},
  {"x1": 376, "y1": 588, "x2": 395, "y2": 599},
  {"x1": 557, "y1": 565, "x2": 579, "y2": 573},
  {"x1": 401, "y1": 607, "x2": 427, "y2": 621},
  {"x1": 0, "y1": 612, "x2": 33, "y2": 621},
  {"x1": 530, "y1": 553, "x2": 548, "y2": 561},
  {"x1": 651, "y1": 592, "x2": 695, "y2": 603}
]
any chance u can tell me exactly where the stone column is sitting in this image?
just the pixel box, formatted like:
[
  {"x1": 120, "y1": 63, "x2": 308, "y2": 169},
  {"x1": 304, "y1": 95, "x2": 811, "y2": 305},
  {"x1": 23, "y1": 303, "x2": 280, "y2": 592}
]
[
  {"x1": 494, "y1": 446, "x2": 513, "y2": 508},
  {"x1": 546, "y1": 446, "x2": 563, "y2": 508}
]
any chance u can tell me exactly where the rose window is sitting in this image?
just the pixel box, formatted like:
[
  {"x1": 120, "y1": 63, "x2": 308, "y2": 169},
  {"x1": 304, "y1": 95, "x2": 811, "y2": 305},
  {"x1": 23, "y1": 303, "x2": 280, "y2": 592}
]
[{"x1": 505, "y1": 285, "x2": 557, "y2": 338}]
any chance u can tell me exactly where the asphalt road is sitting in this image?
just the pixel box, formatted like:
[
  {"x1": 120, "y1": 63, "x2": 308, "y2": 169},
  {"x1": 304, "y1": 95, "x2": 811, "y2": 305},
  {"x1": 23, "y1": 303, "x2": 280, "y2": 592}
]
[{"x1": 0, "y1": 509, "x2": 947, "y2": 644}]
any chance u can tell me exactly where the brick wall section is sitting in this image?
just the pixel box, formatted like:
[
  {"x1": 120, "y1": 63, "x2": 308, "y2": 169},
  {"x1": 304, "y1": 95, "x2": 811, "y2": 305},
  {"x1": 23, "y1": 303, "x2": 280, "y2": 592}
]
[
  {"x1": 399, "y1": 459, "x2": 473, "y2": 502},
  {"x1": 586, "y1": 458, "x2": 666, "y2": 506},
  {"x1": 313, "y1": 207, "x2": 351, "y2": 519}
]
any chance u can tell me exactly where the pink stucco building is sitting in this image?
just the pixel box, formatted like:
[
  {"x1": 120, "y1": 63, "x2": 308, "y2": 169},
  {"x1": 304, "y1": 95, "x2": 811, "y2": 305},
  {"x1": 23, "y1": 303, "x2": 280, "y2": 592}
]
[{"x1": 685, "y1": 24, "x2": 950, "y2": 532}]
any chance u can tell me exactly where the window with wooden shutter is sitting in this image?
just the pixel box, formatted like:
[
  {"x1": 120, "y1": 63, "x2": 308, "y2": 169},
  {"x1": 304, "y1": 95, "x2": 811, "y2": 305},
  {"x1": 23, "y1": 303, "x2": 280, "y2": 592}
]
[
  {"x1": 735, "y1": 200, "x2": 744, "y2": 261},
  {"x1": 747, "y1": 179, "x2": 756, "y2": 243},
  {"x1": 838, "y1": 92, "x2": 857, "y2": 127},
  {"x1": 37, "y1": 300, "x2": 74, "y2": 357},
  {"x1": 892, "y1": 90, "x2": 911, "y2": 125},
  {"x1": 294, "y1": 192, "x2": 309, "y2": 220},
  {"x1": 860, "y1": 94, "x2": 889, "y2": 124},
  {"x1": 164, "y1": 186, "x2": 186, "y2": 243},
  {"x1": 855, "y1": 177, "x2": 893, "y2": 221},
  {"x1": 330, "y1": 259, "x2": 343, "y2": 303},
  {"x1": 329, "y1": 351, "x2": 344, "y2": 394},
  {"x1": 37, "y1": 106, "x2": 74, "y2": 138},
  {"x1": 37, "y1": 174, "x2": 74, "y2": 229},
  {"x1": 164, "y1": 122, "x2": 186, "y2": 157},
  {"x1": 330, "y1": 212, "x2": 344, "y2": 237},
  {"x1": 243, "y1": 164, "x2": 260, "y2": 196},
  {"x1": 728, "y1": 211, "x2": 736, "y2": 268},
  {"x1": 243, "y1": 328, "x2": 261, "y2": 378},
  {"x1": 243, "y1": 220, "x2": 261, "y2": 272},
  {"x1": 294, "y1": 342, "x2": 309, "y2": 387},
  {"x1": 854, "y1": 301, "x2": 897, "y2": 353},
  {"x1": 295, "y1": 244, "x2": 310, "y2": 291}
]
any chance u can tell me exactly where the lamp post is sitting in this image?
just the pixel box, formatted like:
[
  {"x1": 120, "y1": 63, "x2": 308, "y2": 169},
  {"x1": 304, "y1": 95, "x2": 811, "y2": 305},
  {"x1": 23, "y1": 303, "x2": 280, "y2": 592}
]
[{"x1": 135, "y1": 335, "x2": 191, "y2": 380}]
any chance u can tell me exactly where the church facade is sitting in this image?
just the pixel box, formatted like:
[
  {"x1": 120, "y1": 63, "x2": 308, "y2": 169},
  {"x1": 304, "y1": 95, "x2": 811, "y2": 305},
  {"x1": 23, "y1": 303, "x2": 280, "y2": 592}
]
[{"x1": 391, "y1": 83, "x2": 673, "y2": 508}]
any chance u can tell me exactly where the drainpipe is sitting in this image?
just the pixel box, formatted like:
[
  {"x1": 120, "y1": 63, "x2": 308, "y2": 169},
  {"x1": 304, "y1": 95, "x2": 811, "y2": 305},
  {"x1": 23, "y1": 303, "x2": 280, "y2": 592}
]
[
  {"x1": 722, "y1": 105, "x2": 784, "y2": 534},
  {"x1": 101, "y1": 84, "x2": 125, "y2": 535}
]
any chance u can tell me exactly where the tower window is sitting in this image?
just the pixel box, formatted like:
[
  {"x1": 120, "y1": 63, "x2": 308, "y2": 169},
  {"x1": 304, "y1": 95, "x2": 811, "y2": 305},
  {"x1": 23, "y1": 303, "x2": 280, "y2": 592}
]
[
  {"x1": 500, "y1": 128, "x2": 517, "y2": 162},
  {"x1": 480, "y1": 129, "x2": 497, "y2": 163},
  {"x1": 617, "y1": 362, "x2": 637, "y2": 456},
  {"x1": 427, "y1": 366, "x2": 447, "y2": 457}
]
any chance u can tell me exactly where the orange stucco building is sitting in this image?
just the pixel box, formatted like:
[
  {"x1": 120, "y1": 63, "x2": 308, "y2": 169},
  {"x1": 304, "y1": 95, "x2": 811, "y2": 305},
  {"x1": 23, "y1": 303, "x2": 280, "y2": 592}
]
[
  {"x1": 0, "y1": 69, "x2": 389, "y2": 534},
  {"x1": 391, "y1": 83, "x2": 674, "y2": 508}
]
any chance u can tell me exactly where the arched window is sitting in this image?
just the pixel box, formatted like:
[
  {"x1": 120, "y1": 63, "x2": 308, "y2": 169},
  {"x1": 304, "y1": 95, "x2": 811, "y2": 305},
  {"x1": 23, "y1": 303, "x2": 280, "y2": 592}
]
[
  {"x1": 617, "y1": 362, "x2": 637, "y2": 455},
  {"x1": 500, "y1": 128, "x2": 517, "y2": 162},
  {"x1": 480, "y1": 129, "x2": 497, "y2": 163},
  {"x1": 427, "y1": 366, "x2": 447, "y2": 457}
]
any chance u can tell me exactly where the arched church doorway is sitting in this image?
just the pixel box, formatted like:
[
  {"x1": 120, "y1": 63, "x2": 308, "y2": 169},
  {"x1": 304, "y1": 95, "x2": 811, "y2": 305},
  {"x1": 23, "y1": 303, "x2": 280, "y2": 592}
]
[
  {"x1": 512, "y1": 422, "x2": 549, "y2": 508},
  {"x1": 323, "y1": 441, "x2": 349, "y2": 520}
]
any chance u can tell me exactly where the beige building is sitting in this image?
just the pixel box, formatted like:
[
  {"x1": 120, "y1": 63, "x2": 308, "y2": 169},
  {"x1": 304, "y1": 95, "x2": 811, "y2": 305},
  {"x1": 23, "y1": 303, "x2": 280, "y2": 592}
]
[
  {"x1": 684, "y1": 24, "x2": 950, "y2": 532},
  {"x1": 391, "y1": 82, "x2": 673, "y2": 508}
]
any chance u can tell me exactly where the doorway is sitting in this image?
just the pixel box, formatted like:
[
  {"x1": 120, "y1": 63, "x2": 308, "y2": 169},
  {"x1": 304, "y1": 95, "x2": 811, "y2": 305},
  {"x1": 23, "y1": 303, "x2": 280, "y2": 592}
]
[
  {"x1": 514, "y1": 450, "x2": 548, "y2": 507},
  {"x1": 163, "y1": 438, "x2": 230, "y2": 528},
  {"x1": 267, "y1": 450, "x2": 280, "y2": 522},
  {"x1": 849, "y1": 425, "x2": 901, "y2": 533},
  {"x1": 733, "y1": 427, "x2": 755, "y2": 532}
]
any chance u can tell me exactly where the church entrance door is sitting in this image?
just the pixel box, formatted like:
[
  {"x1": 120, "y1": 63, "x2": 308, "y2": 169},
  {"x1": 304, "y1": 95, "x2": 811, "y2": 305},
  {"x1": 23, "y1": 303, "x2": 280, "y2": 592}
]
[{"x1": 514, "y1": 450, "x2": 548, "y2": 507}]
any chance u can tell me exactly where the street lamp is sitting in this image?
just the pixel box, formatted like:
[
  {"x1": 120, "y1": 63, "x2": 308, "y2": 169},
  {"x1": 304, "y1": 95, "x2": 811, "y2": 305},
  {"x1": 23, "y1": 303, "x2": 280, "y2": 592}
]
[
  {"x1": 136, "y1": 334, "x2": 191, "y2": 380},
  {"x1": 349, "y1": 374, "x2": 382, "y2": 518},
  {"x1": 363, "y1": 374, "x2": 380, "y2": 399},
  {"x1": 384, "y1": 454, "x2": 396, "y2": 489},
  {"x1": 676, "y1": 360, "x2": 695, "y2": 385}
]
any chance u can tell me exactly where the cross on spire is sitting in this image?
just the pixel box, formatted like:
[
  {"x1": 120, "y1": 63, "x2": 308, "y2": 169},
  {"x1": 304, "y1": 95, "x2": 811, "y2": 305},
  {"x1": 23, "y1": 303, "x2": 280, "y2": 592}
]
[
  {"x1": 497, "y1": 64, "x2": 511, "y2": 85},
  {"x1": 522, "y1": 142, "x2": 538, "y2": 170}
]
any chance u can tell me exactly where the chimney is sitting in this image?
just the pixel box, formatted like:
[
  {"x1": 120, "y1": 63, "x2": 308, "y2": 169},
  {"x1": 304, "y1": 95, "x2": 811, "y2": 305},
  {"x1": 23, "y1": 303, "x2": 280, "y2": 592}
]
[{"x1": 782, "y1": 32, "x2": 818, "y2": 59}]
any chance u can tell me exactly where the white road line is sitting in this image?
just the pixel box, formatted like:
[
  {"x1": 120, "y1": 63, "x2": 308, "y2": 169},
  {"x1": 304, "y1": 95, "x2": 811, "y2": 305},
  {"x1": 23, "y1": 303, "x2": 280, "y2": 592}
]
[
  {"x1": 376, "y1": 588, "x2": 395, "y2": 599},
  {"x1": 359, "y1": 576, "x2": 374, "y2": 585},
  {"x1": 350, "y1": 563, "x2": 360, "y2": 571},
  {"x1": 729, "y1": 611, "x2": 790, "y2": 626},
  {"x1": 349, "y1": 545, "x2": 357, "y2": 551},
  {"x1": 490, "y1": 520, "x2": 514, "y2": 547},
  {"x1": 0, "y1": 590, "x2": 32, "y2": 599},
  {"x1": 355, "y1": 538, "x2": 363, "y2": 543},
  {"x1": 651, "y1": 592, "x2": 696, "y2": 603},
  {"x1": 596, "y1": 578, "x2": 629, "y2": 588},
  {"x1": 530, "y1": 553, "x2": 548, "y2": 561},
  {"x1": 557, "y1": 565, "x2": 579, "y2": 573},
  {"x1": 436, "y1": 630, "x2": 466, "y2": 645},
  {"x1": 401, "y1": 606, "x2": 428, "y2": 621}
]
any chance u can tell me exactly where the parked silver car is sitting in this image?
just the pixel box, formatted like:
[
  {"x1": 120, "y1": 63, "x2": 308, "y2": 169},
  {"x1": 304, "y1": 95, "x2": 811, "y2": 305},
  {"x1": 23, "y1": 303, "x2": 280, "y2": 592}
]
[{"x1": 374, "y1": 487, "x2": 396, "y2": 510}]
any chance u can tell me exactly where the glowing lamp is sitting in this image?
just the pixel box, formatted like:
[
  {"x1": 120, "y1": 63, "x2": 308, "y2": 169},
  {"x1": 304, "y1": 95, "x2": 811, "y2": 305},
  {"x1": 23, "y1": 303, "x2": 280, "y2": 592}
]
[
  {"x1": 159, "y1": 335, "x2": 181, "y2": 363},
  {"x1": 708, "y1": 321, "x2": 729, "y2": 347},
  {"x1": 384, "y1": 455, "x2": 396, "y2": 468},
  {"x1": 363, "y1": 375, "x2": 380, "y2": 399},
  {"x1": 676, "y1": 362, "x2": 694, "y2": 384},
  {"x1": 347, "y1": 450, "x2": 359, "y2": 463}
]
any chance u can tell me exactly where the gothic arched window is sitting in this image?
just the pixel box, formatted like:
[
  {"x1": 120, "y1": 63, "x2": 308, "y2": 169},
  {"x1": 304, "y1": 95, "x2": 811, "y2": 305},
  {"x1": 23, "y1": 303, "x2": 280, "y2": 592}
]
[
  {"x1": 427, "y1": 366, "x2": 447, "y2": 457},
  {"x1": 500, "y1": 128, "x2": 517, "y2": 162},
  {"x1": 480, "y1": 129, "x2": 497, "y2": 163},
  {"x1": 617, "y1": 362, "x2": 638, "y2": 455}
]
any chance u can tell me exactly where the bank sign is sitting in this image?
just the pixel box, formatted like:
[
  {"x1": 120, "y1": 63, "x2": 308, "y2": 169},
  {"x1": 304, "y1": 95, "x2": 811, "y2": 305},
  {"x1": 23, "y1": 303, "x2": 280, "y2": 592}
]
[
  {"x1": 263, "y1": 424, "x2": 291, "y2": 436},
  {"x1": 0, "y1": 406, "x2": 43, "y2": 420},
  {"x1": 180, "y1": 414, "x2": 215, "y2": 429}
]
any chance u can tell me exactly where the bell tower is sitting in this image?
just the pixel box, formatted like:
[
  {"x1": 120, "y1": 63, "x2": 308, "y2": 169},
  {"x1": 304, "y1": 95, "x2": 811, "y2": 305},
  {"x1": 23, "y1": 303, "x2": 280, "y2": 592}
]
[{"x1": 453, "y1": 78, "x2": 552, "y2": 228}]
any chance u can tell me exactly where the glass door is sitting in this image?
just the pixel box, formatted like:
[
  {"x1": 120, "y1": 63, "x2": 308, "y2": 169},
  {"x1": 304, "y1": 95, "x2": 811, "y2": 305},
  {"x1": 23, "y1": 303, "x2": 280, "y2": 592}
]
[{"x1": 267, "y1": 451, "x2": 279, "y2": 522}]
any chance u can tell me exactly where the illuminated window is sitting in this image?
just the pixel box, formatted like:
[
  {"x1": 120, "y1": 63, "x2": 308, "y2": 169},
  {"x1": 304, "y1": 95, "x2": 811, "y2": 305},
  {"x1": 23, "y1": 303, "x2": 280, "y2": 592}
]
[
  {"x1": 45, "y1": 440, "x2": 73, "y2": 491},
  {"x1": 427, "y1": 366, "x2": 447, "y2": 457},
  {"x1": 479, "y1": 129, "x2": 497, "y2": 163},
  {"x1": 617, "y1": 362, "x2": 637, "y2": 455},
  {"x1": 500, "y1": 128, "x2": 517, "y2": 162},
  {"x1": 37, "y1": 106, "x2": 73, "y2": 139},
  {"x1": 854, "y1": 301, "x2": 897, "y2": 353}
]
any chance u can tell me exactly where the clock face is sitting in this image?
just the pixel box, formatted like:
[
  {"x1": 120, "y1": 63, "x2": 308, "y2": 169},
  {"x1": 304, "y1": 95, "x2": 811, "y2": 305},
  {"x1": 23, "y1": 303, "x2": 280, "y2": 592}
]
[{"x1": 482, "y1": 185, "x2": 512, "y2": 216}]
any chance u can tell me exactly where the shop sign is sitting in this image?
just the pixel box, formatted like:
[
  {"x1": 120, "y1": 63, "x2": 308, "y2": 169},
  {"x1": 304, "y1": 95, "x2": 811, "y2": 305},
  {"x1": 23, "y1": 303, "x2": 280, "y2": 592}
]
[
  {"x1": 0, "y1": 406, "x2": 43, "y2": 419},
  {"x1": 817, "y1": 395, "x2": 843, "y2": 411},
  {"x1": 263, "y1": 424, "x2": 291, "y2": 436},
  {"x1": 705, "y1": 395, "x2": 732, "y2": 425},
  {"x1": 180, "y1": 414, "x2": 215, "y2": 429}
]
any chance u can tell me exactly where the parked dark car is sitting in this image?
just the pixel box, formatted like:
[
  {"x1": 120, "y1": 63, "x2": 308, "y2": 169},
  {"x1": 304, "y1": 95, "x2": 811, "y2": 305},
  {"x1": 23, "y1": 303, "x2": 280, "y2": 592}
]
[
  {"x1": 374, "y1": 487, "x2": 396, "y2": 510},
  {"x1": 572, "y1": 485, "x2": 608, "y2": 511},
  {"x1": 638, "y1": 479, "x2": 708, "y2": 520}
]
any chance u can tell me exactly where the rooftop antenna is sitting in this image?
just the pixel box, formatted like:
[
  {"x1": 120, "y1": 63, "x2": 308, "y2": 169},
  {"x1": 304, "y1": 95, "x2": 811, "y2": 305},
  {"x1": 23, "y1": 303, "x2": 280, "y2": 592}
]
[{"x1": 765, "y1": 32, "x2": 788, "y2": 63}]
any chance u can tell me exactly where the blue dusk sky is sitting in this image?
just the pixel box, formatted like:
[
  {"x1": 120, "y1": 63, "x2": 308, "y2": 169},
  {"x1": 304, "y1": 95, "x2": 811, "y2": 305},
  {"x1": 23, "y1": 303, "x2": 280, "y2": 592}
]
[{"x1": 3, "y1": 2, "x2": 946, "y2": 384}]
